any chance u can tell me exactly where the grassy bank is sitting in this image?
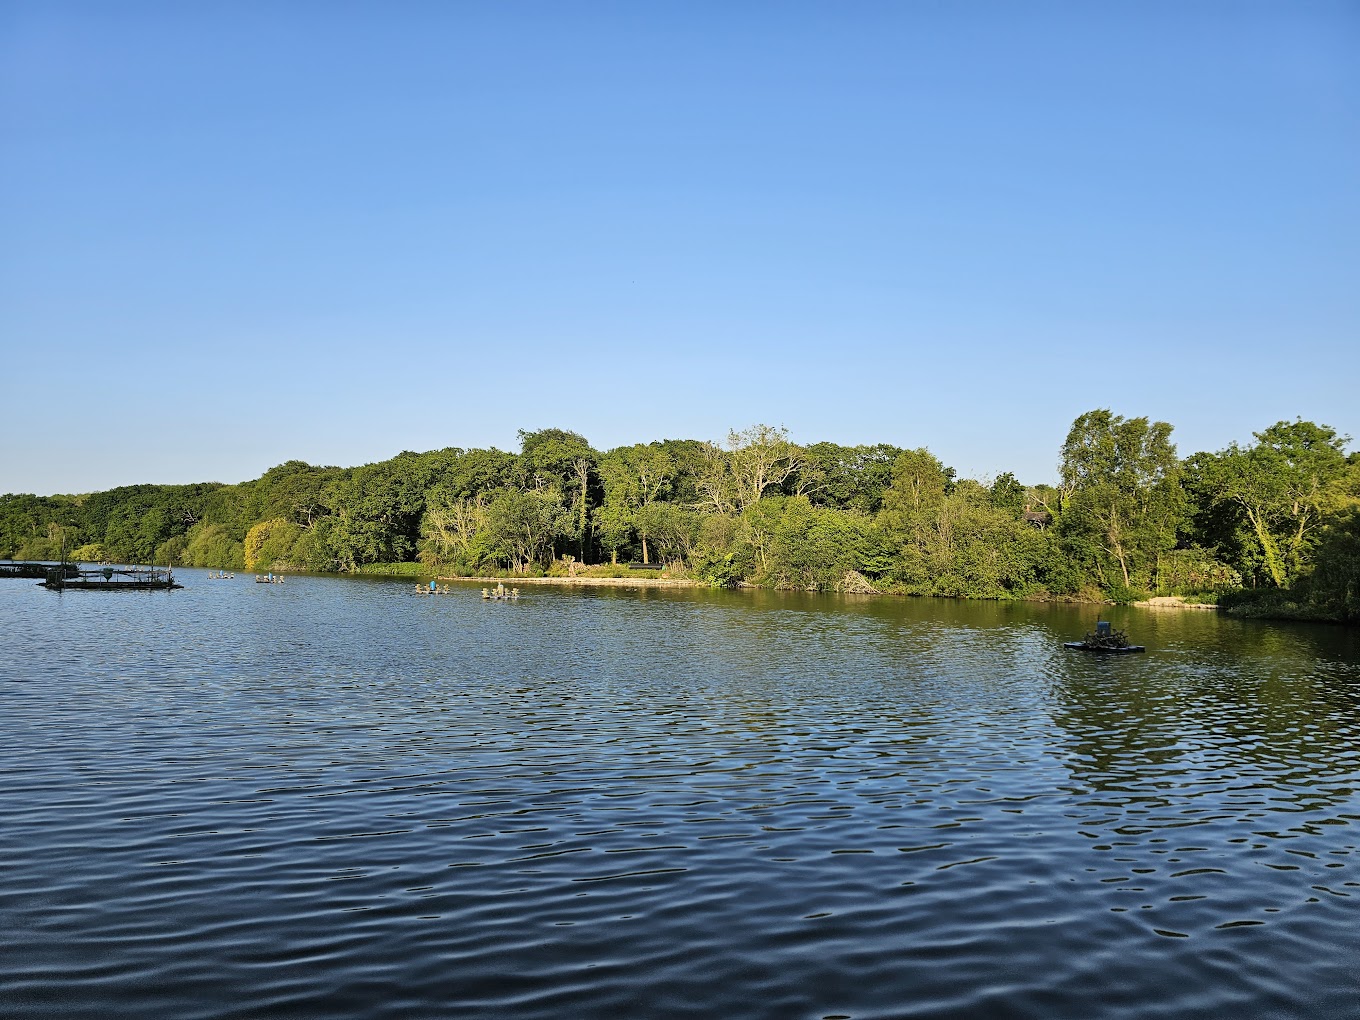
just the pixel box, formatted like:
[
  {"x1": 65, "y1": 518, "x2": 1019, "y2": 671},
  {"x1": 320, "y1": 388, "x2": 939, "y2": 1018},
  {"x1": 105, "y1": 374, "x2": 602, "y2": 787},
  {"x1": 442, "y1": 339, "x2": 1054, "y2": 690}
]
[{"x1": 439, "y1": 575, "x2": 700, "y2": 588}]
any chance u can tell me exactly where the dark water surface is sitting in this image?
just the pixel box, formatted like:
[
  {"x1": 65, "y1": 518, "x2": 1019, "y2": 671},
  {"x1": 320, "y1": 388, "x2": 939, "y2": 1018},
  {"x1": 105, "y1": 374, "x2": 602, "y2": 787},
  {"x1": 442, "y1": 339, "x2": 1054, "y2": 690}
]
[{"x1": 2, "y1": 573, "x2": 1358, "y2": 1019}]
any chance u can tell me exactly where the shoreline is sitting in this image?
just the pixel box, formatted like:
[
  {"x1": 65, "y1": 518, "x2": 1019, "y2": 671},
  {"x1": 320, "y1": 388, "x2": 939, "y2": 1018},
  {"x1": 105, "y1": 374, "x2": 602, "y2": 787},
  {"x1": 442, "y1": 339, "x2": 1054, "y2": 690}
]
[
  {"x1": 436, "y1": 574, "x2": 701, "y2": 588},
  {"x1": 432, "y1": 575, "x2": 1221, "y2": 608},
  {"x1": 1130, "y1": 596, "x2": 1219, "y2": 610}
]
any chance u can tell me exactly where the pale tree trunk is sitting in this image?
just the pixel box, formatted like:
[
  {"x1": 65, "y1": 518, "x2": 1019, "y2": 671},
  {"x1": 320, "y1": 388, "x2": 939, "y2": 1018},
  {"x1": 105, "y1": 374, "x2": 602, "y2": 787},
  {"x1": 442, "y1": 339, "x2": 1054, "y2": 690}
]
[
  {"x1": 1239, "y1": 501, "x2": 1286, "y2": 587},
  {"x1": 1105, "y1": 503, "x2": 1131, "y2": 587},
  {"x1": 573, "y1": 458, "x2": 590, "y2": 562},
  {"x1": 1113, "y1": 543, "x2": 1130, "y2": 587}
]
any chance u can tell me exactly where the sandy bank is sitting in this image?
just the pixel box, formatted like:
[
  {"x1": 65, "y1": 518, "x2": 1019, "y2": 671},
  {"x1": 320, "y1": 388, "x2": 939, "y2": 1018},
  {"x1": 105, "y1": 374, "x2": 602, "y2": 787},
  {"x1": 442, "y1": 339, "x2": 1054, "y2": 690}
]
[
  {"x1": 437, "y1": 575, "x2": 701, "y2": 588},
  {"x1": 431, "y1": 577, "x2": 1221, "y2": 604},
  {"x1": 1132, "y1": 596, "x2": 1219, "y2": 610}
]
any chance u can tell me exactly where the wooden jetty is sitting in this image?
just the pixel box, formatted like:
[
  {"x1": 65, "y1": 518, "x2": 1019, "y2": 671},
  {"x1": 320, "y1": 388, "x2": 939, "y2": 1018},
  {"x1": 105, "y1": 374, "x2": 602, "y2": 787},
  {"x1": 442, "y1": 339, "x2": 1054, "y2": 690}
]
[{"x1": 1, "y1": 561, "x2": 78, "y2": 580}]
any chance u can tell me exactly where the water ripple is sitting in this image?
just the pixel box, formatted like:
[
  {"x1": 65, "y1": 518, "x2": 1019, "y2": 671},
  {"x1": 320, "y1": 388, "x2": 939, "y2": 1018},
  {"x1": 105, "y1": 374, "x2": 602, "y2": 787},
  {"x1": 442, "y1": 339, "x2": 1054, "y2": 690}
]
[{"x1": 1, "y1": 576, "x2": 1358, "y2": 1018}]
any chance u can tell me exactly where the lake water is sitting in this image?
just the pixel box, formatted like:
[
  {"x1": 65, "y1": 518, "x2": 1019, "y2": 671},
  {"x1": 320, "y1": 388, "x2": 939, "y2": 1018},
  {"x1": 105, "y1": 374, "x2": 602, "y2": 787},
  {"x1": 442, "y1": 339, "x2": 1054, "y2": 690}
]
[{"x1": 2, "y1": 571, "x2": 1358, "y2": 1019}]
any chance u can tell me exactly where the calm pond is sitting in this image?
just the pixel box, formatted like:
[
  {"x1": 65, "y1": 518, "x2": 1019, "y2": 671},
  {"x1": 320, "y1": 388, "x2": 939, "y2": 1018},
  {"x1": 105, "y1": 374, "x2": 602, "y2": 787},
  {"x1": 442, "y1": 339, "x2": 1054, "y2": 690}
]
[{"x1": 2, "y1": 572, "x2": 1358, "y2": 1019}]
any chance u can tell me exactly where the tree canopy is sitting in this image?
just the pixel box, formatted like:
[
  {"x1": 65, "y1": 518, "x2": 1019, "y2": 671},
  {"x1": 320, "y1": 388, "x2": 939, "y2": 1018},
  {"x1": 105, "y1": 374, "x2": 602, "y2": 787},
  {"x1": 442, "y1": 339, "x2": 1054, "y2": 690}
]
[{"x1": 4, "y1": 412, "x2": 1356, "y2": 622}]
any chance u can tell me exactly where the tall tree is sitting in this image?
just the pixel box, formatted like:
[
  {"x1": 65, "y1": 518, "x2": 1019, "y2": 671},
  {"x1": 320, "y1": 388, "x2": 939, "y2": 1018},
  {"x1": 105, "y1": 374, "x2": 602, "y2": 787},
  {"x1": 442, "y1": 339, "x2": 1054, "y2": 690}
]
[
  {"x1": 598, "y1": 443, "x2": 676, "y2": 563},
  {"x1": 876, "y1": 448, "x2": 953, "y2": 590},
  {"x1": 1186, "y1": 420, "x2": 1350, "y2": 587},
  {"x1": 518, "y1": 429, "x2": 597, "y2": 559},
  {"x1": 698, "y1": 425, "x2": 804, "y2": 515},
  {"x1": 1058, "y1": 409, "x2": 1184, "y2": 590},
  {"x1": 799, "y1": 442, "x2": 903, "y2": 514},
  {"x1": 418, "y1": 490, "x2": 489, "y2": 567},
  {"x1": 482, "y1": 488, "x2": 571, "y2": 573}
]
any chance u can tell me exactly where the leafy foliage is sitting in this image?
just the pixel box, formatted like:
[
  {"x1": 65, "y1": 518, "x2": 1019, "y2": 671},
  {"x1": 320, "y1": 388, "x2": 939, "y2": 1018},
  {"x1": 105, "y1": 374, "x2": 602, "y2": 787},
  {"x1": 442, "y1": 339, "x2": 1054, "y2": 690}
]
[
  {"x1": 1057, "y1": 410, "x2": 1185, "y2": 593},
  {"x1": 1184, "y1": 420, "x2": 1349, "y2": 588},
  {"x1": 5, "y1": 413, "x2": 1356, "y2": 621}
]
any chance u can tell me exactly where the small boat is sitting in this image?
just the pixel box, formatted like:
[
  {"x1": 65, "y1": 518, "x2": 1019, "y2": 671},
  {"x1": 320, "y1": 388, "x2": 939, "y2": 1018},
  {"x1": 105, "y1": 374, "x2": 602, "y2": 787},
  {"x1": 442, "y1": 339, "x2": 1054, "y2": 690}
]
[{"x1": 1064, "y1": 620, "x2": 1144, "y2": 653}]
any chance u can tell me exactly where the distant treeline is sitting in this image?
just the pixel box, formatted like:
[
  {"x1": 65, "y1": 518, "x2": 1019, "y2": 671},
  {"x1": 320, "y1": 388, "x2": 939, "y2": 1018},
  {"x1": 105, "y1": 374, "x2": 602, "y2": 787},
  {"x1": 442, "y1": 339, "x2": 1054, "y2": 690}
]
[{"x1": 4, "y1": 411, "x2": 1358, "y2": 621}]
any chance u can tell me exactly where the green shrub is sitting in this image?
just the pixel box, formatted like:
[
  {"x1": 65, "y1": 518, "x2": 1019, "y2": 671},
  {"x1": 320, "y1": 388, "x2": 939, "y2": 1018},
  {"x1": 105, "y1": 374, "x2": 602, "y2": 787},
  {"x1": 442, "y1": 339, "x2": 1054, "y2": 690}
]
[
  {"x1": 350, "y1": 561, "x2": 427, "y2": 577},
  {"x1": 1219, "y1": 588, "x2": 1343, "y2": 623},
  {"x1": 1105, "y1": 583, "x2": 1149, "y2": 604}
]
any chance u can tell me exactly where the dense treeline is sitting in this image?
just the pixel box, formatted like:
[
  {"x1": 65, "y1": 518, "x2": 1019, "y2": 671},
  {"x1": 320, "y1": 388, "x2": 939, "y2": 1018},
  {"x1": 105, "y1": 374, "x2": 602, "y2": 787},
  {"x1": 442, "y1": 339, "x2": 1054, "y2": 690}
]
[{"x1": 4, "y1": 411, "x2": 1358, "y2": 621}]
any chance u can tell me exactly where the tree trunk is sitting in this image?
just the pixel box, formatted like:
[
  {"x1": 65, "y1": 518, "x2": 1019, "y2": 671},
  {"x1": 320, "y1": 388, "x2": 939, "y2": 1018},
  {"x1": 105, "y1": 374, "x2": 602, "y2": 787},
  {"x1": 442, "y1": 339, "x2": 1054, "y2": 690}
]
[
  {"x1": 579, "y1": 482, "x2": 588, "y2": 559},
  {"x1": 1241, "y1": 501, "x2": 1286, "y2": 587}
]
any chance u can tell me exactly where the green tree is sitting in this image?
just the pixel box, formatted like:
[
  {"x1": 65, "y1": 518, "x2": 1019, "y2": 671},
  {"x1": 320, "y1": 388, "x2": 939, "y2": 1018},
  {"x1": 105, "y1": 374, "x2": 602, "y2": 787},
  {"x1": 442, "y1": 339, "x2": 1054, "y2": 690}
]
[
  {"x1": 244, "y1": 518, "x2": 302, "y2": 571},
  {"x1": 183, "y1": 522, "x2": 245, "y2": 569},
  {"x1": 877, "y1": 471, "x2": 1045, "y2": 598},
  {"x1": 1058, "y1": 409, "x2": 1184, "y2": 592},
  {"x1": 875, "y1": 448, "x2": 953, "y2": 589},
  {"x1": 1186, "y1": 420, "x2": 1349, "y2": 588},
  {"x1": 418, "y1": 490, "x2": 488, "y2": 568},
  {"x1": 989, "y1": 472, "x2": 1027, "y2": 515},
  {"x1": 597, "y1": 442, "x2": 676, "y2": 563},
  {"x1": 0, "y1": 494, "x2": 74, "y2": 559},
  {"x1": 318, "y1": 452, "x2": 441, "y2": 567},
  {"x1": 1303, "y1": 507, "x2": 1360, "y2": 620},
  {"x1": 636, "y1": 502, "x2": 702, "y2": 566},
  {"x1": 698, "y1": 425, "x2": 805, "y2": 515},
  {"x1": 482, "y1": 488, "x2": 571, "y2": 573},
  {"x1": 591, "y1": 499, "x2": 635, "y2": 565},
  {"x1": 799, "y1": 442, "x2": 902, "y2": 514},
  {"x1": 762, "y1": 497, "x2": 881, "y2": 591},
  {"x1": 437, "y1": 447, "x2": 518, "y2": 497},
  {"x1": 518, "y1": 429, "x2": 597, "y2": 560}
]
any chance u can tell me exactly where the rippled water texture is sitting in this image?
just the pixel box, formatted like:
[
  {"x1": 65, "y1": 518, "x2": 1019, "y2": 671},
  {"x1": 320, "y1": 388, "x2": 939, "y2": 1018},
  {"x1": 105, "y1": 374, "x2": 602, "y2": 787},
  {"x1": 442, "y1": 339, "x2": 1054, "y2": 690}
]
[{"x1": 2, "y1": 573, "x2": 1358, "y2": 1018}]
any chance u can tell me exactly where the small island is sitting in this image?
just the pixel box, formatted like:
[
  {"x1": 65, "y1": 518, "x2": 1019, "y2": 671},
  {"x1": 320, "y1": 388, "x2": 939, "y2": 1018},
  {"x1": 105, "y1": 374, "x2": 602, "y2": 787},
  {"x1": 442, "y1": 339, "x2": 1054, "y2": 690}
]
[{"x1": 3, "y1": 413, "x2": 1356, "y2": 623}]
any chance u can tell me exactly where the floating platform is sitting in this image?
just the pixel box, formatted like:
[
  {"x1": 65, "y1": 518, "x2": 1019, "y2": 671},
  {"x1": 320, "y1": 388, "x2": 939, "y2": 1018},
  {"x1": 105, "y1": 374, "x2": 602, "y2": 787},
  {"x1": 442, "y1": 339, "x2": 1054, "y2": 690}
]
[
  {"x1": 42, "y1": 570, "x2": 181, "y2": 591},
  {"x1": 40, "y1": 563, "x2": 181, "y2": 591},
  {"x1": 1063, "y1": 642, "x2": 1145, "y2": 653},
  {"x1": 43, "y1": 579, "x2": 182, "y2": 591}
]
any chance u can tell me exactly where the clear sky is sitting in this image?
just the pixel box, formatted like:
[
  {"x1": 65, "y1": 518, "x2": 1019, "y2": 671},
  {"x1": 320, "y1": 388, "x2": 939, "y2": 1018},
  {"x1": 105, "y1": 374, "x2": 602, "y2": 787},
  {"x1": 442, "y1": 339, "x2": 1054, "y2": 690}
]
[{"x1": 3, "y1": 1, "x2": 1357, "y2": 495}]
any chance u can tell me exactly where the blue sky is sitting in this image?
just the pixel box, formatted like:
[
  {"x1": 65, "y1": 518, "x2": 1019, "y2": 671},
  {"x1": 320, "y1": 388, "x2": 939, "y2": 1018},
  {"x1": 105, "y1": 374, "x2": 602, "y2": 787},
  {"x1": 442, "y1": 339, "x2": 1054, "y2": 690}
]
[{"x1": 3, "y1": 2, "x2": 1357, "y2": 494}]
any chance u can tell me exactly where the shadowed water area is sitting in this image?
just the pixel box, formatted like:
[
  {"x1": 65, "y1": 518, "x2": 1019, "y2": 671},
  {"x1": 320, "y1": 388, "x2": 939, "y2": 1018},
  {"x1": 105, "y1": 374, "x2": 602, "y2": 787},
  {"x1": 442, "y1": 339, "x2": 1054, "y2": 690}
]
[{"x1": 2, "y1": 572, "x2": 1358, "y2": 1019}]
